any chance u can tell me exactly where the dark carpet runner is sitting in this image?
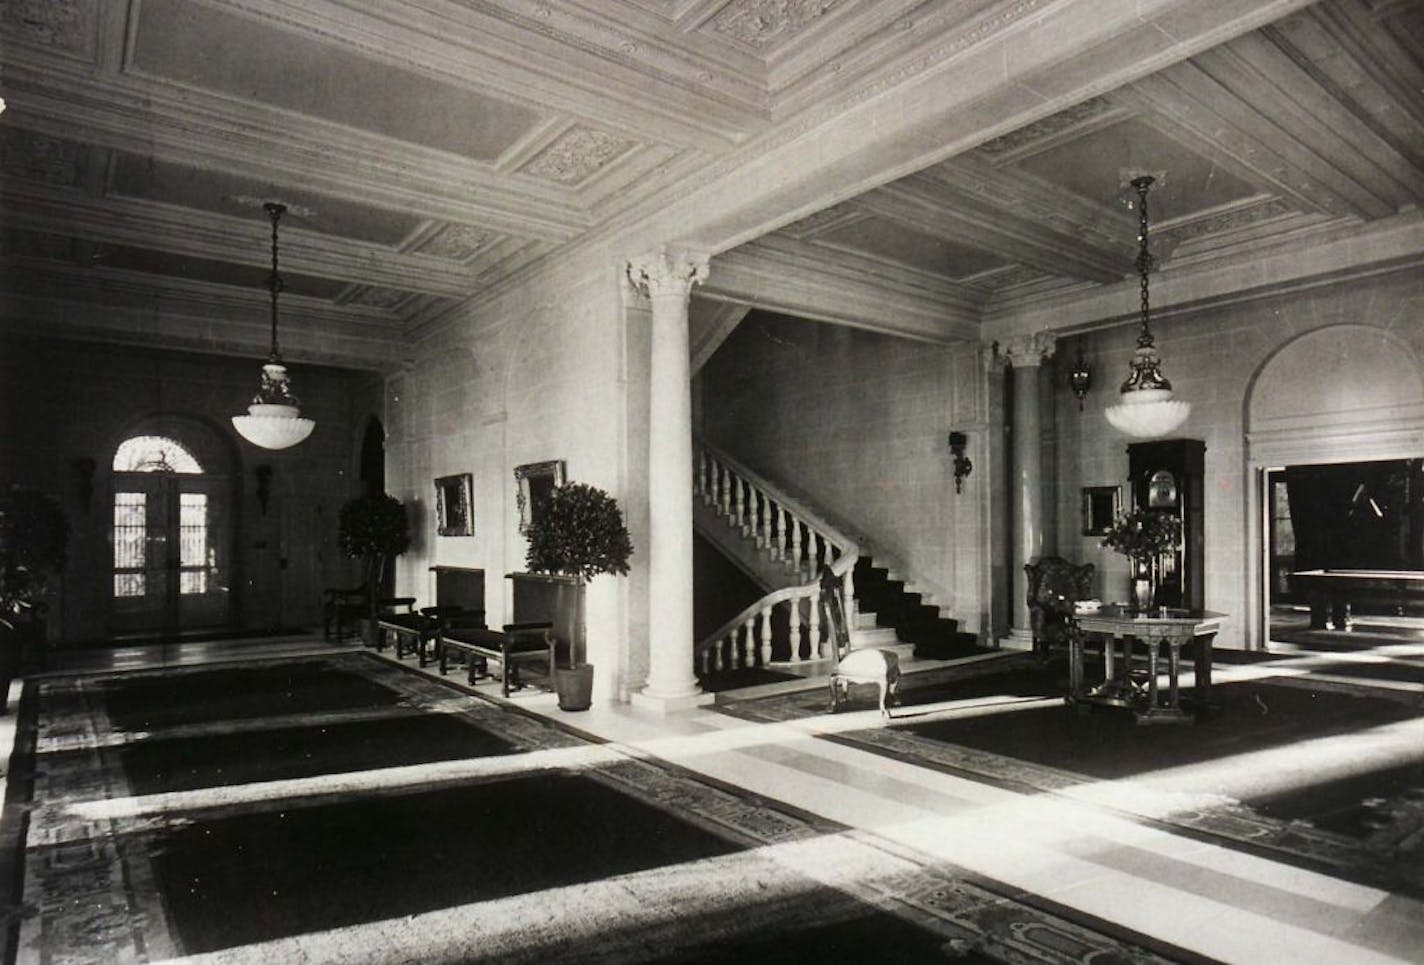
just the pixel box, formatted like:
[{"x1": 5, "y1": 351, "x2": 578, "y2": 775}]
[{"x1": 10, "y1": 650, "x2": 1184, "y2": 963}]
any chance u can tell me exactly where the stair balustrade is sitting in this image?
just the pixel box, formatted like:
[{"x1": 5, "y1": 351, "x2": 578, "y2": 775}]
[{"x1": 694, "y1": 441, "x2": 860, "y2": 675}]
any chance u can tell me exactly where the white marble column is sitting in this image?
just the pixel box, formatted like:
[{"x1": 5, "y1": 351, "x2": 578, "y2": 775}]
[
  {"x1": 1000, "y1": 333, "x2": 1056, "y2": 647},
  {"x1": 627, "y1": 247, "x2": 714, "y2": 712}
]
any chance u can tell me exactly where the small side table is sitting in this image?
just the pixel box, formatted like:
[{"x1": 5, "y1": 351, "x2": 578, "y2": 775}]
[{"x1": 1069, "y1": 605, "x2": 1226, "y2": 724}]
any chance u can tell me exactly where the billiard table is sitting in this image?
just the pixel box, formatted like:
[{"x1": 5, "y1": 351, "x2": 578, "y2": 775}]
[{"x1": 1291, "y1": 569, "x2": 1424, "y2": 630}]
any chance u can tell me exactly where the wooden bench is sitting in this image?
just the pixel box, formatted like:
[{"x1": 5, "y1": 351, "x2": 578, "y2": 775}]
[{"x1": 438, "y1": 622, "x2": 555, "y2": 697}]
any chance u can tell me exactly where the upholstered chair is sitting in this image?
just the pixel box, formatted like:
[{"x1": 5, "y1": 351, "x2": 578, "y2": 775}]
[{"x1": 1024, "y1": 556, "x2": 1095, "y2": 661}]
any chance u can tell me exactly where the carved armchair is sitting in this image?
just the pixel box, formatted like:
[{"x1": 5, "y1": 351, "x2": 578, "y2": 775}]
[{"x1": 1024, "y1": 556, "x2": 1095, "y2": 661}]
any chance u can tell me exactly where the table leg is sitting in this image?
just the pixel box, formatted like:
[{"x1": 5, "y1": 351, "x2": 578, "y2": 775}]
[
  {"x1": 1146, "y1": 640, "x2": 1159, "y2": 712},
  {"x1": 1194, "y1": 632, "x2": 1216, "y2": 716},
  {"x1": 1166, "y1": 639, "x2": 1181, "y2": 712},
  {"x1": 1104, "y1": 633, "x2": 1116, "y2": 684}
]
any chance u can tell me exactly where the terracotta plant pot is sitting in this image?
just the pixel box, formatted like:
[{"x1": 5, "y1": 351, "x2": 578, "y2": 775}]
[{"x1": 555, "y1": 664, "x2": 594, "y2": 711}]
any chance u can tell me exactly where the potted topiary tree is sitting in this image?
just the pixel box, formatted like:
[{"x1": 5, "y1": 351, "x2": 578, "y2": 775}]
[
  {"x1": 336, "y1": 492, "x2": 411, "y2": 645},
  {"x1": 0, "y1": 486, "x2": 69, "y2": 692},
  {"x1": 524, "y1": 481, "x2": 633, "y2": 710}
]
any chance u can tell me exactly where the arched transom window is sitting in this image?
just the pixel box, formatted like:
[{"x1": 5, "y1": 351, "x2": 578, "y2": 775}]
[{"x1": 113, "y1": 436, "x2": 203, "y2": 474}]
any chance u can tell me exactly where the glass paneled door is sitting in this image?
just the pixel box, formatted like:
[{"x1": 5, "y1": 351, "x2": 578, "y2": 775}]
[{"x1": 112, "y1": 471, "x2": 231, "y2": 635}]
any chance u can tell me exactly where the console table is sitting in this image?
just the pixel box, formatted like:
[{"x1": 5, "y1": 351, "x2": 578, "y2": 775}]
[{"x1": 1069, "y1": 606, "x2": 1226, "y2": 724}]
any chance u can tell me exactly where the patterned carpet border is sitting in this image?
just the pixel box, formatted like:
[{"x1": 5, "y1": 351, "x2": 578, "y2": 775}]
[
  {"x1": 717, "y1": 659, "x2": 1424, "y2": 903},
  {"x1": 12, "y1": 651, "x2": 1192, "y2": 964}
]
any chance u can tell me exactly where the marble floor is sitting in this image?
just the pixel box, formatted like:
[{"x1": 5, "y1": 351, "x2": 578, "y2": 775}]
[{"x1": 4, "y1": 633, "x2": 1424, "y2": 964}]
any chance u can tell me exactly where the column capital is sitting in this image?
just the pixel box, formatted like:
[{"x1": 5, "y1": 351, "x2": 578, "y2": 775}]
[
  {"x1": 991, "y1": 332, "x2": 1057, "y2": 369},
  {"x1": 627, "y1": 247, "x2": 710, "y2": 299}
]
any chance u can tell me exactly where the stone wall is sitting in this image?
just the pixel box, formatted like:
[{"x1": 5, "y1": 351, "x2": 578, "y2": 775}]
[{"x1": 383, "y1": 249, "x2": 640, "y2": 702}]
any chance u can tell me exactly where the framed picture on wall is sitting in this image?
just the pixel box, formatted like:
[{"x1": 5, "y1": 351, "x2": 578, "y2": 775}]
[
  {"x1": 1081, "y1": 485, "x2": 1121, "y2": 536},
  {"x1": 515, "y1": 460, "x2": 565, "y2": 534},
  {"x1": 435, "y1": 473, "x2": 474, "y2": 537}
]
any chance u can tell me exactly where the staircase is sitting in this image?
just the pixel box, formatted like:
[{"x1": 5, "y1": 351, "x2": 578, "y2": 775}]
[{"x1": 693, "y1": 441, "x2": 978, "y2": 679}]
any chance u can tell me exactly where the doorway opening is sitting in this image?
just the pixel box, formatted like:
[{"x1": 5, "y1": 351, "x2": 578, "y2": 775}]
[
  {"x1": 1263, "y1": 458, "x2": 1424, "y2": 646},
  {"x1": 111, "y1": 433, "x2": 234, "y2": 638}
]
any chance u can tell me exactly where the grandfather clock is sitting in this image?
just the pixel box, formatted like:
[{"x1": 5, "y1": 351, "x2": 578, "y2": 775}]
[{"x1": 1128, "y1": 439, "x2": 1205, "y2": 610}]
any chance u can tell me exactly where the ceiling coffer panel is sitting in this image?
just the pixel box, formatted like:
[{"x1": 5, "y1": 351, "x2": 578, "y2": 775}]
[{"x1": 130, "y1": 0, "x2": 546, "y2": 161}]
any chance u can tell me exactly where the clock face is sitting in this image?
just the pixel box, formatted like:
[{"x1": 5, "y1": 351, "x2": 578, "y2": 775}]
[{"x1": 1149, "y1": 469, "x2": 1178, "y2": 509}]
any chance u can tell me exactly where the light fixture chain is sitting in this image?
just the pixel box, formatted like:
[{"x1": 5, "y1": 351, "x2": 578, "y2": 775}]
[
  {"x1": 265, "y1": 202, "x2": 286, "y2": 360},
  {"x1": 1134, "y1": 176, "x2": 1153, "y2": 346}
]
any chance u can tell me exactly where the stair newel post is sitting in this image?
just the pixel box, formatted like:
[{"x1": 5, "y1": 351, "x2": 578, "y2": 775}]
[{"x1": 758, "y1": 603, "x2": 772, "y2": 666}]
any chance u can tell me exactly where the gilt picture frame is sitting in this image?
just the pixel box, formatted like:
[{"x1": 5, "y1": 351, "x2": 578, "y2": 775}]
[
  {"x1": 1081, "y1": 485, "x2": 1121, "y2": 536},
  {"x1": 435, "y1": 473, "x2": 474, "y2": 537},
  {"x1": 515, "y1": 460, "x2": 565, "y2": 534}
]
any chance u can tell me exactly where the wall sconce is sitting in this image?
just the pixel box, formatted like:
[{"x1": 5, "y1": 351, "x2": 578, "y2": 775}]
[
  {"x1": 948, "y1": 431, "x2": 972, "y2": 494},
  {"x1": 1068, "y1": 343, "x2": 1092, "y2": 410},
  {"x1": 255, "y1": 464, "x2": 273, "y2": 516}
]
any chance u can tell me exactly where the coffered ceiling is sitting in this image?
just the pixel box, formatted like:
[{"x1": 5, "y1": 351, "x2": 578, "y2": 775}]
[{"x1": 2, "y1": 0, "x2": 1422, "y2": 368}]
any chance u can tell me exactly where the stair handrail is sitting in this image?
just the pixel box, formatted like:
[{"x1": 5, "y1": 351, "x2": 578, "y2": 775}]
[
  {"x1": 693, "y1": 440, "x2": 861, "y2": 673},
  {"x1": 696, "y1": 439, "x2": 860, "y2": 560}
]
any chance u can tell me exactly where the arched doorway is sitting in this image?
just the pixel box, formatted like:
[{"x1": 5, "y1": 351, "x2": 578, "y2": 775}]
[
  {"x1": 1245, "y1": 324, "x2": 1424, "y2": 647},
  {"x1": 111, "y1": 425, "x2": 236, "y2": 636}
]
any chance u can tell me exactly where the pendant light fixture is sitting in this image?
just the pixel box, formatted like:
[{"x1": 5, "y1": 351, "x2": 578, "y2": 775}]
[
  {"x1": 1104, "y1": 175, "x2": 1190, "y2": 439},
  {"x1": 231, "y1": 202, "x2": 315, "y2": 450}
]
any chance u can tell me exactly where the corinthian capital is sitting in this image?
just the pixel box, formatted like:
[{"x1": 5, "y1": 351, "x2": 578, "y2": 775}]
[
  {"x1": 997, "y1": 331, "x2": 1057, "y2": 368},
  {"x1": 627, "y1": 247, "x2": 710, "y2": 299}
]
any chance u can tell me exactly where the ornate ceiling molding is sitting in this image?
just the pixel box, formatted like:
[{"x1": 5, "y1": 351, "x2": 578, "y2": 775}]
[{"x1": 521, "y1": 126, "x2": 638, "y2": 185}]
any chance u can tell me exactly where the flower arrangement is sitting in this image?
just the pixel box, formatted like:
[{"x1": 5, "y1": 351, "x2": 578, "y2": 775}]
[{"x1": 1100, "y1": 508, "x2": 1181, "y2": 563}]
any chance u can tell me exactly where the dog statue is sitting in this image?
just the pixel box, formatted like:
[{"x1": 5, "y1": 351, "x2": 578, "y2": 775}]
[{"x1": 829, "y1": 648, "x2": 901, "y2": 718}]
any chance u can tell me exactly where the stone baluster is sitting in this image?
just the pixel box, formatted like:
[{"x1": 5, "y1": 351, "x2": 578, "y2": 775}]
[
  {"x1": 789, "y1": 514, "x2": 803, "y2": 572},
  {"x1": 807, "y1": 591, "x2": 821, "y2": 659},
  {"x1": 758, "y1": 604, "x2": 773, "y2": 666},
  {"x1": 740, "y1": 616, "x2": 755, "y2": 666},
  {"x1": 760, "y1": 495, "x2": 774, "y2": 550},
  {"x1": 788, "y1": 597, "x2": 804, "y2": 662},
  {"x1": 732, "y1": 474, "x2": 744, "y2": 528}
]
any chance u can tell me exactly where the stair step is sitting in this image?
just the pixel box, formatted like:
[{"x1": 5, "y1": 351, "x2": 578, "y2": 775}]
[{"x1": 850, "y1": 626, "x2": 900, "y2": 647}]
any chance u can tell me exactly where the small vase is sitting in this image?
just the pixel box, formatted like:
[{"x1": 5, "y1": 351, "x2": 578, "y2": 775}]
[
  {"x1": 1131, "y1": 578, "x2": 1153, "y2": 610},
  {"x1": 1130, "y1": 557, "x2": 1158, "y2": 610}
]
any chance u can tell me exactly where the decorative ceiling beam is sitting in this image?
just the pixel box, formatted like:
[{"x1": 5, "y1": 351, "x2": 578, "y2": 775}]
[
  {"x1": 703, "y1": 237, "x2": 983, "y2": 344},
  {"x1": 0, "y1": 263, "x2": 404, "y2": 369},
  {"x1": 983, "y1": 208, "x2": 1424, "y2": 338},
  {"x1": 855, "y1": 176, "x2": 1128, "y2": 285},
  {"x1": 3, "y1": 63, "x2": 588, "y2": 243},
  {"x1": 216, "y1": 0, "x2": 766, "y2": 151},
  {"x1": 0, "y1": 184, "x2": 484, "y2": 298},
  {"x1": 1114, "y1": 55, "x2": 1395, "y2": 220}
]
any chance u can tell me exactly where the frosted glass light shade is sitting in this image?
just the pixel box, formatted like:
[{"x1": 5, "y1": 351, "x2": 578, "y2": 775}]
[
  {"x1": 1104, "y1": 388, "x2": 1190, "y2": 439},
  {"x1": 232, "y1": 403, "x2": 315, "y2": 450}
]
